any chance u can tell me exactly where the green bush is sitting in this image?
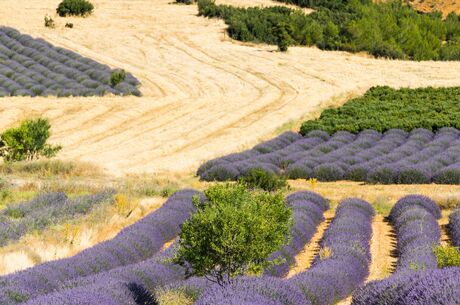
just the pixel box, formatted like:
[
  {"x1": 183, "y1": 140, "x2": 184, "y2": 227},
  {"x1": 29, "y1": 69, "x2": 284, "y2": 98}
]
[
  {"x1": 299, "y1": 86, "x2": 460, "y2": 135},
  {"x1": 239, "y1": 168, "x2": 288, "y2": 191},
  {"x1": 0, "y1": 118, "x2": 62, "y2": 162},
  {"x1": 57, "y1": 0, "x2": 94, "y2": 17},
  {"x1": 110, "y1": 69, "x2": 126, "y2": 87},
  {"x1": 172, "y1": 184, "x2": 292, "y2": 286},
  {"x1": 434, "y1": 245, "x2": 460, "y2": 268},
  {"x1": 197, "y1": 0, "x2": 460, "y2": 61}
]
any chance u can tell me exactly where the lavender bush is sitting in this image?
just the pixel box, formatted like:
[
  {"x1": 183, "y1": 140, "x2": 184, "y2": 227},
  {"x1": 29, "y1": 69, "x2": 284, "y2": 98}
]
[
  {"x1": 0, "y1": 191, "x2": 114, "y2": 246},
  {"x1": 351, "y1": 267, "x2": 460, "y2": 305},
  {"x1": 265, "y1": 191, "x2": 329, "y2": 277},
  {"x1": 350, "y1": 195, "x2": 445, "y2": 304},
  {"x1": 389, "y1": 195, "x2": 441, "y2": 271},
  {"x1": 195, "y1": 276, "x2": 310, "y2": 305},
  {"x1": 23, "y1": 246, "x2": 181, "y2": 305},
  {"x1": 289, "y1": 198, "x2": 375, "y2": 305},
  {"x1": 449, "y1": 207, "x2": 460, "y2": 247},
  {"x1": 0, "y1": 189, "x2": 203, "y2": 304},
  {"x1": 199, "y1": 128, "x2": 460, "y2": 184},
  {"x1": 0, "y1": 27, "x2": 140, "y2": 97}
]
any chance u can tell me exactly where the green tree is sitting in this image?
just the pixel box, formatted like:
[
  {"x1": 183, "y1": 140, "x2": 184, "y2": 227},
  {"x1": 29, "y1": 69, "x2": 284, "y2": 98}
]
[
  {"x1": 273, "y1": 22, "x2": 294, "y2": 52},
  {"x1": 173, "y1": 183, "x2": 292, "y2": 286},
  {"x1": 0, "y1": 118, "x2": 62, "y2": 162}
]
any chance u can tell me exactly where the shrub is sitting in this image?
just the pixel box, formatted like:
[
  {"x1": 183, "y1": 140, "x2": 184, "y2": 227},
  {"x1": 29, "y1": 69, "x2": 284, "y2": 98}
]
[
  {"x1": 239, "y1": 168, "x2": 288, "y2": 191},
  {"x1": 434, "y1": 245, "x2": 460, "y2": 268},
  {"x1": 56, "y1": 0, "x2": 94, "y2": 17},
  {"x1": 65, "y1": 22, "x2": 74, "y2": 28},
  {"x1": 172, "y1": 184, "x2": 292, "y2": 286},
  {"x1": 0, "y1": 118, "x2": 62, "y2": 162},
  {"x1": 110, "y1": 69, "x2": 126, "y2": 87},
  {"x1": 313, "y1": 163, "x2": 344, "y2": 181},
  {"x1": 273, "y1": 22, "x2": 294, "y2": 52},
  {"x1": 44, "y1": 15, "x2": 55, "y2": 28}
]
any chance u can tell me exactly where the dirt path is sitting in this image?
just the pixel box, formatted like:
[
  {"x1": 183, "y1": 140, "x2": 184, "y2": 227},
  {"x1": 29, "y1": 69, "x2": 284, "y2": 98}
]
[
  {"x1": 1, "y1": 0, "x2": 460, "y2": 176},
  {"x1": 286, "y1": 210, "x2": 334, "y2": 278},
  {"x1": 367, "y1": 216, "x2": 396, "y2": 281}
]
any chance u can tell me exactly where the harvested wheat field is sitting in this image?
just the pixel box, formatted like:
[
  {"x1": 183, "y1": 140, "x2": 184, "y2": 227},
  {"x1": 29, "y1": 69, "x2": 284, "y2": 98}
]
[{"x1": 0, "y1": 0, "x2": 459, "y2": 175}]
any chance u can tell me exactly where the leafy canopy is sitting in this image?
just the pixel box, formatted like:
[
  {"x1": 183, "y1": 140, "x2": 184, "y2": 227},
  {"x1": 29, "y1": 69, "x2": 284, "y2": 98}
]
[
  {"x1": 0, "y1": 118, "x2": 62, "y2": 162},
  {"x1": 173, "y1": 183, "x2": 292, "y2": 286},
  {"x1": 300, "y1": 86, "x2": 460, "y2": 135},
  {"x1": 239, "y1": 168, "x2": 288, "y2": 192},
  {"x1": 57, "y1": 0, "x2": 94, "y2": 17}
]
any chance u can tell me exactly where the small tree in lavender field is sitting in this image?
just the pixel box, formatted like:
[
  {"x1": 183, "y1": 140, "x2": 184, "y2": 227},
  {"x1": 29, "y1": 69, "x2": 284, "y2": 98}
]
[{"x1": 172, "y1": 183, "x2": 292, "y2": 286}]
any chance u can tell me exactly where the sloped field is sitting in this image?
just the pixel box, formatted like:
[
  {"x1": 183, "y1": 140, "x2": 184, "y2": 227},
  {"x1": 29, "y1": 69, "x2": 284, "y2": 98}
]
[
  {"x1": 0, "y1": 27, "x2": 140, "y2": 97},
  {"x1": 0, "y1": 0, "x2": 459, "y2": 175},
  {"x1": 2, "y1": 190, "x2": 458, "y2": 304}
]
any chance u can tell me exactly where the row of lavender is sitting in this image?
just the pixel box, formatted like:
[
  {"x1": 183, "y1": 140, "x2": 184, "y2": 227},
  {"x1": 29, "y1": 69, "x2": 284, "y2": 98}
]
[
  {"x1": 3, "y1": 190, "x2": 330, "y2": 304},
  {"x1": 449, "y1": 206, "x2": 460, "y2": 247},
  {"x1": 0, "y1": 27, "x2": 140, "y2": 97},
  {"x1": 351, "y1": 196, "x2": 460, "y2": 305},
  {"x1": 0, "y1": 191, "x2": 114, "y2": 247},
  {"x1": 0, "y1": 190, "x2": 202, "y2": 304},
  {"x1": 199, "y1": 128, "x2": 460, "y2": 184},
  {"x1": 194, "y1": 198, "x2": 375, "y2": 305},
  {"x1": 266, "y1": 191, "x2": 329, "y2": 277}
]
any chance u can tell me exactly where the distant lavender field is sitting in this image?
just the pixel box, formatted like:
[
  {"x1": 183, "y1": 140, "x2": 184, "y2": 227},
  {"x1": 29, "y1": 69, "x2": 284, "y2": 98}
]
[
  {"x1": 0, "y1": 190, "x2": 114, "y2": 247},
  {"x1": 198, "y1": 128, "x2": 460, "y2": 184},
  {"x1": 0, "y1": 27, "x2": 140, "y2": 97}
]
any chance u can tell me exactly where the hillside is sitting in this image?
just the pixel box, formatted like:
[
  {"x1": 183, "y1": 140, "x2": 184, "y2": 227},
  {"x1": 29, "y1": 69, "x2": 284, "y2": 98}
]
[{"x1": 0, "y1": 0, "x2": 459, "y2": 176}]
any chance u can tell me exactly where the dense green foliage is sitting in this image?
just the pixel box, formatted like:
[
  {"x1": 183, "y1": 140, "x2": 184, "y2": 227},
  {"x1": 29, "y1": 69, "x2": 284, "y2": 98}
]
[
  {"x1": 57, "y1": 0, "x2": 94, "y2": 17},
  {"x1": 197, "y1": 0, "x2": 460, "y2": 60},
  {"x1": 110, "y1": 69, "x2": 127, "y2": 87},
  {"x1": 173, "y1": 184, "x2": 292, "y2": 286},
  {"x1": 240, "y1": 168, "x2": 288, "y2": 191},
  {"x1": 434, "y1": 245, "x2": 460, "y2": 268},
  {"x1": 0, "y1": 118, "x2": 62, "y2": 162},
  {"x1": 300, "y1": 86, "x2": 460, "y2": 135}
]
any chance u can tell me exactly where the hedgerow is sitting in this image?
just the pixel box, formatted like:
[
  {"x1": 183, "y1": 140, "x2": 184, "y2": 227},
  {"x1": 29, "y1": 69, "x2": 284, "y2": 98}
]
[
  {"x1": 300, "y1": 86, "x2": 460, "y2": 135},
  {"x1": 197, "y1": 0, "x2": 460, "y2": 60}
]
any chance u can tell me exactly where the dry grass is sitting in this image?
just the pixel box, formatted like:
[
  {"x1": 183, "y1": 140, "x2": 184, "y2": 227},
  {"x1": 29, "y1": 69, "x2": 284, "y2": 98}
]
[
  {"x1": 290, "y1": 180, "x2": 460, "y2": 210},
  {"x1": 0, "y1": 0, "x2": 459, "y2": 175},
  {"x1": 155, "y1": 288, "x2": 195, "y2": 305},
  {"x1": 0, "y1": 159, "x2": 104, "y2": 178}
]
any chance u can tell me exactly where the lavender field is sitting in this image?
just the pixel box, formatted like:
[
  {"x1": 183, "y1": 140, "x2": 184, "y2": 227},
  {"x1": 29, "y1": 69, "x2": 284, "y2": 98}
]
[
  {"x1": 1, "y1": 189, "x2": 458, "y2": 305},
  {"x1": 198, "y1": 128, "x2": 460, "y2": 184},
  {"x1": 0, "y1": 27, "x2": 140, "y2": 97},
  {"x1": 0, "y1": 190, "x2": 114, "y2": 247}
]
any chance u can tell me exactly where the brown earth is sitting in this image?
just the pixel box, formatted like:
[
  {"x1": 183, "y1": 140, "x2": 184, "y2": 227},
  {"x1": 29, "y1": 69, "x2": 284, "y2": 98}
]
[
  {"x1": 408, "y1": 0, "x2": 460, "y2": 16},
  {"x1": 0, "y1": 0, "x2": 459, "y2": 176}
]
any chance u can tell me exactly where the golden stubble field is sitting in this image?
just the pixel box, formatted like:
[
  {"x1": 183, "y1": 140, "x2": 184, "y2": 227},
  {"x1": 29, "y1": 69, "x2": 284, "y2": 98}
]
[{"x1": 0, "y1": 0, "x2": 459, "y2": 176}]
